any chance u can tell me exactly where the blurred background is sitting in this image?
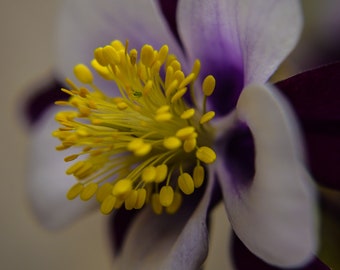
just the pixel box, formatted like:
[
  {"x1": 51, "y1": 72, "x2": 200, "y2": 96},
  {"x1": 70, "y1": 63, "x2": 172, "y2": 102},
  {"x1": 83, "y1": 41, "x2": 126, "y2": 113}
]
[{"x1": 0, "y1": 0, "x2": 338, "y2": 269}]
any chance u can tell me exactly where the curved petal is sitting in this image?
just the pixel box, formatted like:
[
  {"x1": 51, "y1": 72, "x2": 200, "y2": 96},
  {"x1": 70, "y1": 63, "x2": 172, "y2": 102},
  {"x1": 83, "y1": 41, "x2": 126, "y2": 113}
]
[
  {"x1": 177, "y1": 0, "x2": 302, "y2": 115},
  {"x1": 113, "y1": 171, "x2": 216, "y2": 270},
  {"x1": 55, "y1": 0, "x2": 185, "y2": 87},
  {"x1": 27, "y1": 106, "x2": 96, "y2": 229},
  {"x1": 217, "y1": 84, "x2": 318, "y2": 267}
]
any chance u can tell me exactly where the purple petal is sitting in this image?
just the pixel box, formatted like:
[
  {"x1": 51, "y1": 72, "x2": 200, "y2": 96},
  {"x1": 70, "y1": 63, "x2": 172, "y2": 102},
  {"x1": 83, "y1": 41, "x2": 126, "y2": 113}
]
[
  {"x1": 217, "y1": 84, "x2": 317, "y2": 267},
  {"x1": 55, "y1": 0, "x2": 185, "y2": 88},
  {"x1": 276, "y1": 63, "x2": 340, "y2": 190},
  {"x1": 23, "y1": 79, "x2": 66, "y2": 125},
  {"x1": 231, "y1": 233, "x2": 331, "y2": 270},
  {"x1": 112, "y1": 173, "x2": 216, "y2": 270},
  {"x1": 177, "y1": 0, "x2": 302, "y2": 116}
]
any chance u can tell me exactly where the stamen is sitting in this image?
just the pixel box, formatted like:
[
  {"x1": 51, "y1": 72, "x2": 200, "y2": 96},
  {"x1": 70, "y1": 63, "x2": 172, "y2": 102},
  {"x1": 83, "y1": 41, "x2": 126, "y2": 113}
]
[{"x1": 53, "y1": 40, "x2": 217, "y2": 215}]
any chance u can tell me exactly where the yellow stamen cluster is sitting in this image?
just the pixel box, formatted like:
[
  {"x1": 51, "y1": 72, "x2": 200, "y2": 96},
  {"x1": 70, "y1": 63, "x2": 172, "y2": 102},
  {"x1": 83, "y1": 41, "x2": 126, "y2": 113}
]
[{"x1": 53, "y1": 40, "x2": 216, "y2": 215}]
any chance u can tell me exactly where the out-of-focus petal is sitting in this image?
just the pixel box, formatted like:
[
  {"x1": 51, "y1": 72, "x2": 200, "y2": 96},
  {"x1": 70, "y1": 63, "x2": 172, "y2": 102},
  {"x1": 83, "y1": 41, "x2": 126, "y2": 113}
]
[
  {"x1": 177, "y1": 0, "x2": 302, "y2": 115},
  {"x1": 217, "y1": 84, "x2": 317, "y2": 267},
  {"x1": 113, "y1": 171, "x2": 216, "y2": 270},
  {"x1": 231, "y1": 233, "x2": 331, "y2": 270},
  {"x1": 23, "y1": 79, "x2": 66, "y2": 125},
  {"x1": 276, "y1": 63, "x2": 340, "y2": 190},
  {"x1": 27, "y1": 106, "x2": 96, "y2": 229},
  {"x1": 55, "y1": 0, "x2": 184, "y2": 88}
]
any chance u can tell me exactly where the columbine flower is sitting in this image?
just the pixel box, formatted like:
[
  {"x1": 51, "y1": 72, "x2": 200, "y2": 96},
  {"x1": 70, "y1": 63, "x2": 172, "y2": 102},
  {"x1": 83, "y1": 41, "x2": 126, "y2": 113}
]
[{"x1": 26, "y1": 0, "x2": 324, "y2": 269}]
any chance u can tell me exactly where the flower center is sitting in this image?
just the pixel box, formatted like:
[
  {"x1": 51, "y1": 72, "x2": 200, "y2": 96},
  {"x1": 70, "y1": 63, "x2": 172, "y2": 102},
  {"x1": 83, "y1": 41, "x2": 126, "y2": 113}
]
[{"x1": 53, "y1": 40, "x2": 216, "y2": 215}]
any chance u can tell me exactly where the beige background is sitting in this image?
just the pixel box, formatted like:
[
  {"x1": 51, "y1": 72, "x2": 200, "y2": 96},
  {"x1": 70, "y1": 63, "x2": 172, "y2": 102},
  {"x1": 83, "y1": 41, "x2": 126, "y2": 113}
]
[{"x1": 0, "y1": 0, "x2": 232, "y2": 269}]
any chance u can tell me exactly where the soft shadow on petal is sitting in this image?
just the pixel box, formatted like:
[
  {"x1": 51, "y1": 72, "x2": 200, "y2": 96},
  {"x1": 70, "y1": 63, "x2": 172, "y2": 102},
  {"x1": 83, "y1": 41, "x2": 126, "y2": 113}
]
[
  {"x1": 217, "y1": 84, "x2": 317, "y2": 267},
  {"x1": 55, "y1": 0, "x2": 185, "y2": 89},
  {"x1": 177, "y1": 0, "x2": 302, "y2": 116},
  {"x1": 113, "y1": 170, "x2": 216, "y2": 270},
  {"x1": 231, "y1": 233, "x2": 331, "y2": 270},
  {"x1": 27, "y1": 106, "x2": 96, "y2": 229},
  {"x1": 177, "y1": 0, "x2": 244, "y2": 116},
  {"x1": 276, "y1": 63, "x2": 340, "y2": 190}
]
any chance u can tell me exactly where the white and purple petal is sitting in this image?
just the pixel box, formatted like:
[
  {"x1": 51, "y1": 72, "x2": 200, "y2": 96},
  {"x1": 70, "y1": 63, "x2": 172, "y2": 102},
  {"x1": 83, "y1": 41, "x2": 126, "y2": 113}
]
[
  {"x1": 217, "y1": 84, "x2": 317, "y2": 267},
  {"x1": 55, "y1": 0, "x2": 185, "y2": 91},
  {"x1": 177, "y1": 0, "x2": 302, "y2": 116},
  {"x1": 112, "y1": 170, "x2": 217, "y2": 270}
]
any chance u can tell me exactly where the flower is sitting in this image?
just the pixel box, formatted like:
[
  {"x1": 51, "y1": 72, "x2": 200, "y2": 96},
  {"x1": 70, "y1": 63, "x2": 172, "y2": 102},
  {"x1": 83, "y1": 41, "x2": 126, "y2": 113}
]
[{"x1": 25, "y1": 0, "x2": 323, "y2": 269}]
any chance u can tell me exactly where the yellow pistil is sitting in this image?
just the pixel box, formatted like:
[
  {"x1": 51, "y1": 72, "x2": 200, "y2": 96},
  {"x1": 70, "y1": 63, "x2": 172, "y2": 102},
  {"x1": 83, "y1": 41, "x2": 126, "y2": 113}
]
[{"x1": 53, "y1": 40, "x2": 217, "y2": 215}]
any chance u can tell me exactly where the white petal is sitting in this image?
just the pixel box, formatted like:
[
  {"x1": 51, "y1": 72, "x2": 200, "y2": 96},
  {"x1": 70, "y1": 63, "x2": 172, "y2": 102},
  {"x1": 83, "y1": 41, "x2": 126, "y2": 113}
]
[
  {"x1": 217, "y1": 84, "x2": 318, "y2": 267},
  {"x1": 55, "y1": 0, "x2": 184, "y2": 86},
  {"x1": 27, "y1": 106, "x2": 96, "y2": 229},
  {"x1": 177, "y1": 0, "x2": 303, "y2": 84},
  {"x1": 113, "y1": 170, "x2": 216, "y2": 270}
]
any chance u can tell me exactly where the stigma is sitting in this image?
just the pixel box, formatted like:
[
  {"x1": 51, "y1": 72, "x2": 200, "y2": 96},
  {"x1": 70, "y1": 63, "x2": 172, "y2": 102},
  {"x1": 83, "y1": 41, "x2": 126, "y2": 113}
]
[{"x1": 53, "y1": 40, "x2": 216, "y2": 215}]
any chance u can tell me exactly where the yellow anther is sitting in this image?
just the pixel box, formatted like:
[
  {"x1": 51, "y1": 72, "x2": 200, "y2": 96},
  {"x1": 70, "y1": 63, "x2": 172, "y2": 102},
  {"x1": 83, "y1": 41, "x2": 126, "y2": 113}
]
[
  {"x1": 165, "y1": 79, "x2": 179, "y2": 97},
  {"x1": 171, "y1": 87, "x2": 187, "y2": 103},
  {"x1": 200, "y1": 111, "x2": 216, "y2": 124},
  {"x1": 202, "y1": 75, "x2": 215, "y2": 96},
  {"x1": 180, "y1": 108, "x2": 195, "y2": 119},
  {"x1": 193, "y1": 165, "x2": 205, "y2": 188},
  {"x1": 74, "y1": 64, "x2": 94, "y2": 84},
  {"x1": 91, "y1": 59, "x2": 114, "y2": 80},
  {"x1": 166, "y1": 192, "x2": 183, "y2": 214},
  {"x1": 94, "y1": 47, "x2": 108, "y2": 66},
  {"x1": 127, "y1": 138, "x2": 144, "y2": 151},
  {"x1": 155, "y1": 112, "x2": 172, "y2": 122},
  {"x1": 111, "y1": 40, "x2": 125, "y2": 50},
  {"x1": 176, "y1": 126, "x2": 195, "y2": 140},
  {"x1": 179, "y1": 73, "x2": 195, "y2": 89},
  {"x1": 192, "y1": 59, "x2": 201, "y2": 80},
  {"x1": 64, "y1": 154, "x2": 79, "y2": 162},
  {"x1": 125, "y1": 190, "x2": 138, "y2": 210},
  {"x1": 158, "y1": 45, "x2": 169, "y2": 64},
  {"x1": 163, "y1": 137, "x2": 182, "y2": 150},
  {"x1": 159, "y1": 186, "x2": 174, "y2": 207},
  {"x1": 142, "y1": 166, "x2": 157, "y2": 183},
  {"x1": 100, "y1": 195, "x2": 117, "y2": 215},
  {"x1": 134, "y1": 143, "x2": 152, "y2": 156},
  {"x1": 196, "y1": 146, "x2": 216, "y2": 164},
  {"x1": 155, "y1": 164, "x2": 168, "y2": 183},
  {"x1": 74, "y1": 161, "x2": 93, "y2": 179},
  {"x1": 143, "y1": 80, "x2": 153, "y2": 94},
  {"x1": 67, "y1": 183, "x2": 84, "y2": 200},
  {"x1": 80, "y1": 182, "x2": 98, "y2": 201},
  {"x1": 178, "y1": 173, "x2": 195, "y2": 195},
  {"x1": 156, "y1": 105, "x2": 170, "y2": 114},
  {"x1": 141, "y1": 44, "x2": 155, "y2": 67},
  {"x1": 117, "y1": 101, "x2": 129, "y2": 110},
  {"x1": 151, "y1": 193, "x2": 163, "y2": 215},
  {"x1": 96, "y1": 183, "x2": 114, "y2": 203},
  {"x1": 183, "y1": 137, "x2": 197, "y2": 153},
  {"x1": 129, "y1": 49, "x2": 138, "y2": 65},
  {"x1": 112, "y1": 179, "x2": 132, "y2": 197},
  {"x1": 165, "y1": 66, "x2": 174, "y2": 89},
  {"x1": 103, "y1": 45, "x2": 120, "y2": 64},
  {"x1": 66, "y1": 161, "x2": 85, "y2": 175},
  {"x1": 135, "y1": 188, "x2": 147, "y2": 209}
]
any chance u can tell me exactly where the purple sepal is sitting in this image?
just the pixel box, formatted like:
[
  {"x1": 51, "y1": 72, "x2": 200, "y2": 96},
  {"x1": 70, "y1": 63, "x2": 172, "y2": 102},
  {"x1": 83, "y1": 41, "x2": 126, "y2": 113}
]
[
  {"x1": 24, "y1": 79, "x2": 67, "y2": 126},
  {"x1": 276, "y1": 63, "x2": 340, "y2": 190},
  {"x1": 231, "y1": 233, "x2": 331, "y2": 270}
]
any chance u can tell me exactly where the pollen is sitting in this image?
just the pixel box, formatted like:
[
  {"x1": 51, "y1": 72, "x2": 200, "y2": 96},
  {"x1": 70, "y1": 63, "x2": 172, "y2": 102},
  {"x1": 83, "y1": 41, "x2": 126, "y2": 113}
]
[{"x1": 53, "y1": 40, "x2": 217, "y2": 215}]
